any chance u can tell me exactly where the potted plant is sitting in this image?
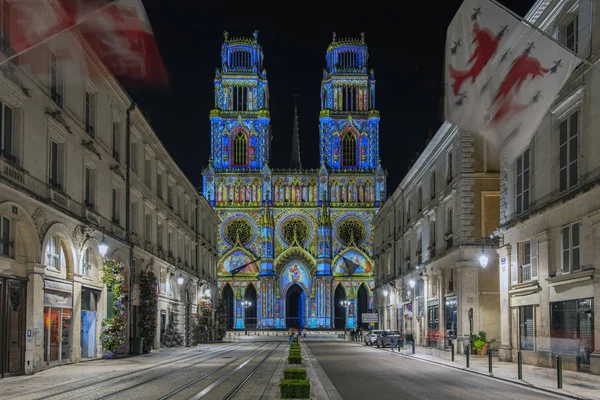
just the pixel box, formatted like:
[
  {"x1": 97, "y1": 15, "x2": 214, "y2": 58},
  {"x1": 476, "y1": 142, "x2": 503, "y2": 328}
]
[{"x1": 470, "y1": 331, "x2": 487, "y2": 355}]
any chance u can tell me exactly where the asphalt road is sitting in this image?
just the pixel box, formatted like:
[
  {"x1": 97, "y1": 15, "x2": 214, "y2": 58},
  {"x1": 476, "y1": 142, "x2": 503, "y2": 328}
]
[{"x1": 306, "y1": 341, "x2": 567, "y2": 400}]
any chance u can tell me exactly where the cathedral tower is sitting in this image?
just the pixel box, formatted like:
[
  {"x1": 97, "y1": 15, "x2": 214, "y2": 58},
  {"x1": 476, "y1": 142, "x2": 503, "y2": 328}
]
[
  {"x1": 209, "y1": 30, "x2": 270, "y2": 171},
  {"x1": 319, "y1": 32, "x2": 380, "y2": 171}
]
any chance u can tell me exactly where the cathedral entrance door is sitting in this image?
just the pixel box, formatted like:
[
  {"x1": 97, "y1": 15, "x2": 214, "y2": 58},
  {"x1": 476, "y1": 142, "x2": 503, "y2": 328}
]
[{"x1": 285, "y1": 284, "x2": 305, "y2": 329}]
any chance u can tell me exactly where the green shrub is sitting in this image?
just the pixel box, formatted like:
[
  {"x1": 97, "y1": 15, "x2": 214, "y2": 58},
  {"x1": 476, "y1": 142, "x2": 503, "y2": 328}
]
[
  {"x1": 284, "y1": 368, "x2": 307, "y2": 380},
  {"x1": 289, "y1": 350, "x2": 301, "y2": 356},
  {"x1": 288, "y1": 354, "x2": 302, "y2": 364},
  {"x1": 280, "y1": 379, "x2": 310, "y2": 398},
  {"x1": 292, "y1": 337, "x2": 299, "y2": 343}
]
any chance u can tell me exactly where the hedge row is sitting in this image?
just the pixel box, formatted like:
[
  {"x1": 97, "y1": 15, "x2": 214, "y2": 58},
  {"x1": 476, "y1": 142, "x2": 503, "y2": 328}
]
[{"x1": 280, "y1": 339, "x2": 310, "y2": 398}]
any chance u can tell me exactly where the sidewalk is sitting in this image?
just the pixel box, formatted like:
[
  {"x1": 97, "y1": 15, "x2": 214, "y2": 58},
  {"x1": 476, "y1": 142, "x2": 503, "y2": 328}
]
[{"x1": 354, "y1": 339, "x2": 600, "y2": 400}]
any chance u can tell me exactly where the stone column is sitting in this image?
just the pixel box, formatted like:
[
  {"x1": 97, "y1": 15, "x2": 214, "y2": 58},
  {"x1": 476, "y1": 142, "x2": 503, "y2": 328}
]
[
  {"x1": 496, "y1": 245, "x2": 512, "y2": 361},
  {"x1": 71, "y1": 281, "x2": 82, "y2": 362},
  {"x1": 25, "y1": 263, "x2": 45, "y2": 374}
]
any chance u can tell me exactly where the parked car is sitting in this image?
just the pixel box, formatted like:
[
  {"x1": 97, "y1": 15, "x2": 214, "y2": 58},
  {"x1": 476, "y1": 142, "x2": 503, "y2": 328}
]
[
  {"x1": 365, "y1": 330, "x2": 384, "y2": 346},
  {"x1": 376, "y1": 330, "x2": 403, "y2": 348}
]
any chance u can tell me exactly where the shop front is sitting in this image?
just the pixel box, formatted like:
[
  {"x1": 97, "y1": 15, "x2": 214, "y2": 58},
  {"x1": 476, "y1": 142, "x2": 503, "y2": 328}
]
[
  {"x1": 427, "y1": 299, "x2": 439, "y2": 348},
  {"x1": 80, "y1": 287, "x2": 101, "y2": 359},
  {"x1": 43, "y1": 279, "x2": 73, "y2": 365},
  {"x1": 550, "y1": 298, "x2": 594, "y2": 372},
  {"x1": 0, "y1": 277, "x2": 26, "y2": 377},
  {"x1": 444, "y1": 296, "x2": 457, "y2": 347}
]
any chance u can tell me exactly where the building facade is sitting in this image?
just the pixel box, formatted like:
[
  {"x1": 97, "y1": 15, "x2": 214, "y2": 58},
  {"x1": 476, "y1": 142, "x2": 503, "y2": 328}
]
[
  {"x1": 0, "y1": 0, "x2": 218, "y2": 377},
  {"x1": 374, "y1": 122, "x2": 500, "y2": 353},
  {"x1": 202, "y1": 32, "x2": 386, "y2": 330},
  {"x1": 496, "y1": 0, "x2": 599, "y2": 374}
]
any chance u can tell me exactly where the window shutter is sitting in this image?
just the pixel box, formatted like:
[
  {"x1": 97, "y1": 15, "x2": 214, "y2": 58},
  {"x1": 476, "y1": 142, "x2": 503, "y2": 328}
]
[
  {"x1": 511, "y1": 243, "x2": 519, "y2": 286},
  {"x1": 530, "y1": 238, "x2": 538, "y2": 280},
  {"x1": 11, "y1": 109, "x2": 21, "y2": 164},
  {"x1": 90, "y1": 94, "x2": 96, "y2": 130},
  {"x1": 578, "y1": 0, "x2": 592, "y2": 59},
  {"x1": 57, "y1": 144, "x2": 66, "y2": 188}
]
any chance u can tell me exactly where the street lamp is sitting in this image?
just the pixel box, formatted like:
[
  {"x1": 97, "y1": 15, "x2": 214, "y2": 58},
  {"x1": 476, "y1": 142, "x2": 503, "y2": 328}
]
[
  {"x1": 479, "y1": 251, "x2": 489, "y2": 268},
  {"x1": 241, "y1": 300, "x2": 252, "y2": 309},
  {"x1": 98, "y1": 235, "x2": 109, "y2": 258},
  {"x1": 177, "y1": 273, "x2": 184, "y2": 286},
  {"x1": 382, "y1": 288, "x2": 389, "y2": 297},
  {"x1": 409, "y1": 279, "x2": 415, "y2": 289},
  {"x1": 340, "y1": 299, "x2": 350, "y2": 307}
]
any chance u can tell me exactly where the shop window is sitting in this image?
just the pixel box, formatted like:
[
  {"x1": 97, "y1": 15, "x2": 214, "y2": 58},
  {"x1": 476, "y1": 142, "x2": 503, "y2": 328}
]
[{"x1": 519, "y1": 305, "x2": 534, "y2": 350}]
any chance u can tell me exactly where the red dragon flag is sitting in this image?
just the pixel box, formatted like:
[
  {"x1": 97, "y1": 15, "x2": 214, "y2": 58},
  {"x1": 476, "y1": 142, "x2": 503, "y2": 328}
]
[{"x1": 444, "y1": 0, "x2": 578, "y2": 151}]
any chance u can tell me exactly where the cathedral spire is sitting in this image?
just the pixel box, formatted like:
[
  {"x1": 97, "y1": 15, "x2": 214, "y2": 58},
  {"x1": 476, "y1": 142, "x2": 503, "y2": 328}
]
[{"x1": 290, "y1": 93, "x2": 302, "y2": 169}]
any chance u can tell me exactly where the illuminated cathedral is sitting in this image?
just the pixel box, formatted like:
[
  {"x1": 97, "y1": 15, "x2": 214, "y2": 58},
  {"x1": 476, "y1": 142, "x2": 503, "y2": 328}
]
[{"x1": 202, "y1": 31, "x2": 386, "y2": 330}]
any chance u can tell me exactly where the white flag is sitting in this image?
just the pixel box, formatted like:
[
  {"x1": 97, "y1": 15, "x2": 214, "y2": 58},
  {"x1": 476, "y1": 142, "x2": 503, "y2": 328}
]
[{"x1": 444, "y1": 0, "x2": 579, "y2": 151}]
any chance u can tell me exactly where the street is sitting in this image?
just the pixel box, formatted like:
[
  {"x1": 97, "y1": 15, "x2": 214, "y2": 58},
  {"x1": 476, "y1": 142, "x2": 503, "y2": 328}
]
[
  {"x1": 306, "y1": 341, "x2": 567, "y2": 400},
  {"x1": 0, "y1": 338, "x2": 577, "y2": 400}
]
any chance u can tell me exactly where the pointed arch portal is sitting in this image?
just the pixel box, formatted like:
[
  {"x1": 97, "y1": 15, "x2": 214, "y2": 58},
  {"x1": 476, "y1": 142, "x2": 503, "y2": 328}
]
[
  {"x1": 286, "y1": 283, "x2": 305, "y2": 329},
  {"x1": 334, "y1": 284, "x2": 346, "y2": 329},
  {"x1": 244, "y1": 284, "x2": 257, "y2": 329},
  {"x1": 357, "y1": 283, "x2": 369, "y2": 329},
  {"x1": 222, "y1": 284, "x2": 234, "y2": 330}
]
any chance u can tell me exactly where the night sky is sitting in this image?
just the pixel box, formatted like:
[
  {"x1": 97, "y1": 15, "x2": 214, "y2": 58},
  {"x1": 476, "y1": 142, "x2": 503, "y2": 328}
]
[{"x1": 131, "y1": 0, "x2": 536, "y2": 192}]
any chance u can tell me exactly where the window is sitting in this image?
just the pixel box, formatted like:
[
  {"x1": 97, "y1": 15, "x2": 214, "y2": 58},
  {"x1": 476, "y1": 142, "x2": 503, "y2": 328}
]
[
  {"x1": 84, "y1": 167, "x2": 95, "y2": 209},
  {"x1": 82, "y1": 248, "x2": 91, "y2": 278},
  {"x1": 565, "y1": 16, "x2": 578, "y2": 52},
  {"x1": 112, "y1": 188, "x2": 120, "y2": 224},
  {"x1": 131, "y1": 202, "x2": 138, "y2": 234},
  {"x1": 515, "y1": 148, "x2": 530, "y2": 215},
  {"x1": 46, "y1": 235, "x2": 64, "y2": 270},
  {"x1": 559, "y1": 111, "x2": 579, "y2": 192},
  {"x1": 0, "y1": 0, "x2": 11, "y2": 50},
  {"x1": 561, "y1": 222, "x2": 581, "y2": 273},
  {"x1": 49, "y1": 140, "x2": 65, "y2": 190},
  {"x1": 131, "y1": 142, "x2": 138, "y2": 171},
  {"x1": 112, "y1": 122, "x2": 121, "y2": 162},
  {"x1": 417, "y1": 185, "x2": 423, "y2": 211},
  {"x1": 145, "y1": 213, "x2": 152, "y2": 241},
  {"x1": 0, "y1": 216, "x2": 11, "y2": 258},
  {"x1": 232, "y1": 130, "x2": 247, "y2": 166},
  {"x1": 232, "y1": 86, "x2": 249, "y2": 111},
  {"x1": 520, "y1": 241, "x2": 532, "y2": 282},
  {"x1": 167, "y1": 184, "x2": 173, "y2": 207},
  {"x1": 0, "y1": 101, "x2": 14, "y2": 161},
  {"x1": 406, "y1": 199, "x2": 411, "y2": 223},
  {"x1": 84, "y1": 92, "x2": 95, "y2": 137},
  {"x1": 167, "y1": 231, "x2": 172, "y2": 254},
  {"x1": 430, "y1": 169, "x2": 436, "y2": 199},
  {"x1": 157, "y1": 223, "x2": 164, "y2": 249},
  {"x1": 156, "y1": 172, "x2": 163, "y2": 198},
  {"x1": 145, "y1": 158, "x2": 152, "y2": 187},
  {"x1": 519, "y1": 305, "x2": 534, "y2": 351},
  {"x1": 429, "y1": 220, "x2": 436, "y2": 251},
  {"x1": 341, "y1": 131, "x2": 357, "y2": 167},
  {"x1": 445, "y1": 206, "x2": 453, "y2": 234},
  {"x1": 50, "y1": 53, "x2": 64, "y2": 107},
  {"x1": 446, "y1": 149, "x2": 453, "y2": 182}
]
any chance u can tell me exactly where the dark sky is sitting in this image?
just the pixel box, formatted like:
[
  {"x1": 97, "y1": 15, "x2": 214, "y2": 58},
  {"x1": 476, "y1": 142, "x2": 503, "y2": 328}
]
[{"x1": 131, "y1": 0, "x2": 535, "y2": 191}]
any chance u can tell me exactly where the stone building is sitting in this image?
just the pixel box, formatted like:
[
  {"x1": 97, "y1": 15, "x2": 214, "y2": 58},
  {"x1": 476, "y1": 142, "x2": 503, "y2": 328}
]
[
  {"x1": 374, "y1": 122, "x2": 500, "y2": 353},
  {"x1": 496, "y1": 0, "x2": 599, "y2": 374},
  {"x1": 0, "y1": 0, "x2": 218, "y2": 377}
]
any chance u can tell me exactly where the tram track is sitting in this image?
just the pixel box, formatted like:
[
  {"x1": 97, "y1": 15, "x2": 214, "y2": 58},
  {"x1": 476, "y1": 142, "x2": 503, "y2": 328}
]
[
  {"x1": 19, "y1": 344, "x2": 234, "y2": 400},
  {"x1": 59, "y1": 344, "x2": 252, "y2": 400},
  {"x1": 95, "y1": 343, "x2": 270, "y2": 400}
]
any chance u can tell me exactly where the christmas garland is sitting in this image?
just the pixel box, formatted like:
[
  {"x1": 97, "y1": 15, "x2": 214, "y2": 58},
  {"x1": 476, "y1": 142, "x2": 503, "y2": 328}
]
[
  {"x1": 100, "y1": 258, "x2": 128, "y2": 359},
  {"x1": 139, "y1": 271, "x2": 159, "y2": 353},
  {"x1": 191, "y1": 296, "x2": 213, "y2": 344},
  {"x1": 216, "y1": 298, "x2": 227, "y2": 341}
]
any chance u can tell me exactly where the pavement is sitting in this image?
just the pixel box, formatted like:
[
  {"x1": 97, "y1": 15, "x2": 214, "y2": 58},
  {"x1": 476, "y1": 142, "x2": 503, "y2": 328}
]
[{"x1": 307, "y1": 340, "x2": 570, "y2": 400}]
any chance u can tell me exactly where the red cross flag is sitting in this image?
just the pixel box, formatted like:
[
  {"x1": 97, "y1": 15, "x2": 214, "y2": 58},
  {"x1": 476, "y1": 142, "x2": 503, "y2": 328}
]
[{"x1": 444, "y1": 0, "x2": 579, "y2": 151}]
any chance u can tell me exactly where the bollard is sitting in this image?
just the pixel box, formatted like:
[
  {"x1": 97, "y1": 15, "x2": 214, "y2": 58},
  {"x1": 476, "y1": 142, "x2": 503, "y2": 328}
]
[
  {"x1": 557, "y1": 355, "x2": 563, "y2": 389},
  {"x1": 488, "y1": 348, "x2": 493, "y2": 375},
  {"x1": 412, "y1": 341, "x2": 416, "y2": 354},
  {"x1": 517, "y1": 351, "x2": 523, "y2": 380},
  {"x1": 466, "y1": 345, "x2": 470, "y2": 368},
  {"x1": 451, "y1": 343, "x2": 455, "y2": 362}
]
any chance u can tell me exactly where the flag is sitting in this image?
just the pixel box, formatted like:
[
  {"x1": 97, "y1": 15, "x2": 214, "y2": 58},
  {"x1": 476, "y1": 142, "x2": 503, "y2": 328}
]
[
  {"x1": 230, "y1": 258, "x2": 260, "y2": 278},
  {"x1": 342, "y1": 256, "x2": 361, "y2": 276},
  {"x1": 73, "y1": 0, "x2": 170, "y2": 87},
  {"x1": 444, "y1": 0, "x2": 579, "y2": 152},
  {"x1": 8, "y1": 0, "x2": 74, "y2": 54}
]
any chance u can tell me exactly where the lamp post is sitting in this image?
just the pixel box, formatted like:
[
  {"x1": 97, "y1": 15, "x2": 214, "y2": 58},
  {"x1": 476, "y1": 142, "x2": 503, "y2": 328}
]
[
  {"x1": 478, "y1": 238, "x2": 488, "y2": 268},
  {"x1": 98, "y1": 234, "x2": 109, "y2": 258},
  {"x1": 177, "y1": 273, "x2": 184, "y2": 286},
  {"x1": 241, "y1": 300, "x2": 251, "y2": 335}
]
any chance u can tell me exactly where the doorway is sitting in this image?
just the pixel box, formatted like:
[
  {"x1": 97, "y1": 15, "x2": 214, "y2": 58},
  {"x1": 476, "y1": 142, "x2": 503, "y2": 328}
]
[
  {"x1": 357, "y1": 284, "x2": 368, "y2": 329},
  {"x1": 286, "y1": 284, "x2": 305, "y2": 329},
  {"x1": 244, "y1": 284, "x2": 257, "y2": 330},
  {"x1": 334, "y1": 284, "x2": 346, "y2": 329},
  {"x1": 80, "y1": 288, "x2": 100, "y2": 358},
  {"x1": 44, "y1": 307, "x2": 71, "y2": 364},
  {"x1": 222, "y1": 284, "x2": 234, "y2": 330},
  {"x1": 0, "y1": 278, "x2": 26, "y2": 377}
]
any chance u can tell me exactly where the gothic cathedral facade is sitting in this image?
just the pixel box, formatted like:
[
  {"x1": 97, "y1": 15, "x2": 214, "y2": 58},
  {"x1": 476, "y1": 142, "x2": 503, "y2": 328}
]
[{"x1": 202, "y1": 31, "x2": 386, "y2": 330}]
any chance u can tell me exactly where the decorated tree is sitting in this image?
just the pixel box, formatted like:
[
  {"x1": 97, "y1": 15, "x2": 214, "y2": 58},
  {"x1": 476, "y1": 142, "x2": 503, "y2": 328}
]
[
  {"x1": 138, "y1": 271, "x2": 159, "y2": 353},
  {"x1": 100, "y1": 259, "x2": 128, "y2": 358},
  {"x1": 216, "y1": 297, "x2": 227, "y2": 341},
  {"x1": 191, "y1": 296, "x2": 213, "y2": 345}
]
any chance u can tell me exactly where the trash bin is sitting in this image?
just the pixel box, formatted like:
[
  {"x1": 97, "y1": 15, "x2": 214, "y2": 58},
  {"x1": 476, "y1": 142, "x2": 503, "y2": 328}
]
[{"x1": 132, "y1": 337, "x2": 144, "y2": 355}]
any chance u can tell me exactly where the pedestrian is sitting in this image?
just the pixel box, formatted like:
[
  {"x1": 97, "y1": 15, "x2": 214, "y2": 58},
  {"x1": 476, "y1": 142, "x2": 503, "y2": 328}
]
[
  {"x1": 302, "y1": 329, "x2": 307, "y2": 339},
  {"x1": 288, "y1": 328, "x2": 293, "y2": 345}
]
